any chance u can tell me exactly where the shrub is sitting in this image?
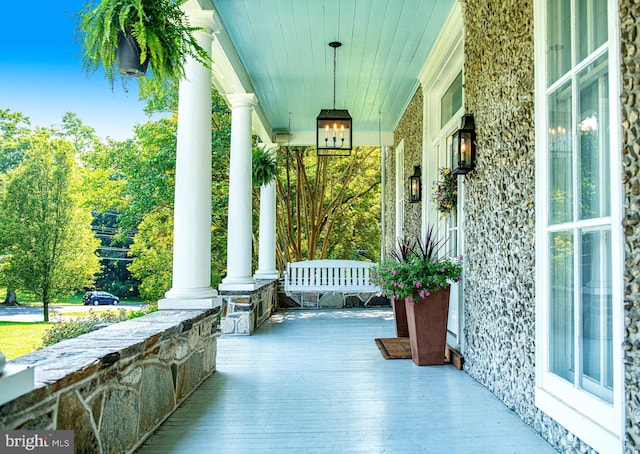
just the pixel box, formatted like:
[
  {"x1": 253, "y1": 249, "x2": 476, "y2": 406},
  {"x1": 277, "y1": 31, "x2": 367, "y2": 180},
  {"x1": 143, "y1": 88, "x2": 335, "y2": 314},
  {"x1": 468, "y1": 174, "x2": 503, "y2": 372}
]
[{"x1": 41, "y1": 304, "x2": 157, "y2": 347}]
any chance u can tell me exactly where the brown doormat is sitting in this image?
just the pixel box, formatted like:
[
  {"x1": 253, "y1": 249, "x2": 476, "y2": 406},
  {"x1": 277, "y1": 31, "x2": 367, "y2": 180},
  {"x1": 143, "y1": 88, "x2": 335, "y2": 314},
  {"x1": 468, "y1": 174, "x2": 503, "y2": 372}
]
[{"x1": 375, "y1": 337, "x2": 412, "y2": 359}]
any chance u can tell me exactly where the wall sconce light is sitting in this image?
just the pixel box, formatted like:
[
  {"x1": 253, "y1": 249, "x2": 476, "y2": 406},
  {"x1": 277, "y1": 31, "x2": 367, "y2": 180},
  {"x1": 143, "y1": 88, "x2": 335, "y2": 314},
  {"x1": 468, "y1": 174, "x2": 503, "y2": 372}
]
[
  {"x1": 409, "y1": 165, "x2": 422, "y2": 203},
  {"x1": 317, "y1": 42, "x2": 352, "y2": 156},
  {"x1": 451, "y1": 114, "x2": 476, "y2": 175}
]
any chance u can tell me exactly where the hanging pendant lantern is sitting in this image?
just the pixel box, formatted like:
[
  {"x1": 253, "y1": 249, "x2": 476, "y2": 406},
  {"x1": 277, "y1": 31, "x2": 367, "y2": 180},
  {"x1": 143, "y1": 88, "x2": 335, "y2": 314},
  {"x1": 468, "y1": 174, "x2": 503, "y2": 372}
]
[{"x1": 317, "y1": 42, "x2": 352, "y2": 156}]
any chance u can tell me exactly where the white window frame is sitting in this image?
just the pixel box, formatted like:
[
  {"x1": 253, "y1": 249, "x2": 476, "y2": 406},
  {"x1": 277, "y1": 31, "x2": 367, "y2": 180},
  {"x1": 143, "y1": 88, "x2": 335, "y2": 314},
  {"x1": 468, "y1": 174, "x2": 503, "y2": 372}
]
[
  {"x1": 395, "y1": 139, "x2": 405, "y2": 244},
  {"x1": 534, "y1": 1, "x2": 624, "y2": 452}
]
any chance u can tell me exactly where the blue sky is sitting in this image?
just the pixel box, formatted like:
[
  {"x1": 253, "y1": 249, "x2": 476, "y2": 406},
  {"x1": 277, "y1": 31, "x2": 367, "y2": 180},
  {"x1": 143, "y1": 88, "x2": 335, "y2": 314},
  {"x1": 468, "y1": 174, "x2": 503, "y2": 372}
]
[{"x1": 0, "y1": 1, "x2": 153, "y2": 140}]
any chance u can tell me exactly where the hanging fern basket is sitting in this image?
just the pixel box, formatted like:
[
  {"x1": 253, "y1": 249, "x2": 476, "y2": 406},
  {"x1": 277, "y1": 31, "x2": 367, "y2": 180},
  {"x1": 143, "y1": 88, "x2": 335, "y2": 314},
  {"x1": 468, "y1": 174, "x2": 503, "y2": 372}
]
[{"x1": 116, "y1": 31, "x2": 149, "y2": 77}]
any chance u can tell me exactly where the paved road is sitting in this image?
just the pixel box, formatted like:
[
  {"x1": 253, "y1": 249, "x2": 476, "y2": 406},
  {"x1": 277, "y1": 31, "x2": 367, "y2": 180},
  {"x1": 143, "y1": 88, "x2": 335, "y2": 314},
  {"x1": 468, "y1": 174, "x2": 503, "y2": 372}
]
[{"x1": 0, "y1": 304, "x2": 145, "y2": 322}]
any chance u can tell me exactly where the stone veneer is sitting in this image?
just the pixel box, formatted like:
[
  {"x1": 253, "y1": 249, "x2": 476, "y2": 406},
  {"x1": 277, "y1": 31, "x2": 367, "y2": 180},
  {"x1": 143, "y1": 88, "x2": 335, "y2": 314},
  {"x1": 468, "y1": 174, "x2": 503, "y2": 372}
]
[
  {"x1": 0, "y1": 309, "x2": 219, "y2": 453},
  {"x1": 462, "y1": 0, "x2": 605, "y2": 452},
  {"x1": 620, "y1": 1, "x2": 640, "y2": 451},
  {"x1": 220, "y1": 279, "x2": 278, "y2": 335},
  {"x1": 384, "y1": 88, "x2": 423, "y2": 254}
]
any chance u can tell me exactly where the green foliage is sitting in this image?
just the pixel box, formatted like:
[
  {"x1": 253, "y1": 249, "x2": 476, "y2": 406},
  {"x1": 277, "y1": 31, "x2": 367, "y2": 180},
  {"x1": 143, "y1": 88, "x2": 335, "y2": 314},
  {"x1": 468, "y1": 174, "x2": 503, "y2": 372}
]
[
  {"x1": 276, "y1": 146, "x2": 381, "y2": 264},
  {"x1": 92, "y1": 214, "x2": 140, "y2": 298},
  {"x1": 41, "y1": 305, "x2": 156, "y2": 347},
  {"x1": 0, "y1": 130, "x2": 101, "y2": 321},
  {"x1": 128, "y1": 208, "x2": 173, "y2": 301},
  {"x1": 76, "y1": 0, "x2": 212, "y2": 89},
  {"x1": 0, "y1": 109, "x2": 31, "y2": 174},
  {"x1": 431, "y1": 167, "x2": 457, "y2": 217},
  {"x1": 371, "y1": 228, "x2": 462, "y2": 303},
  {"x1": 252, "y1": 146, "x2": 277, "y2": 187}
]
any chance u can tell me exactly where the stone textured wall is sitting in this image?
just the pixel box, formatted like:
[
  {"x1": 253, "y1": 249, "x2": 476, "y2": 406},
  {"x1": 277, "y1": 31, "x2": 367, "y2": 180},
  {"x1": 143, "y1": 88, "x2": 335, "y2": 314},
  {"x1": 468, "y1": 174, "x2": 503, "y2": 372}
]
[
  {"x1": 220, "y1": 279, "x2": 278, "y2": 335},
  {"x1": 0, "y1": 309, "x2": 219, "y2": 454},
  {"x1": 463, "y1": 0, "x2": 593, "y2": 452},
  {"x1": 620, "y1": 2, "x2": 640, "y2": 451},
  {"x1": 388, "y1": 87, "x2": 423, "y2": 249},
  {"x1": 383, "y1": 144, "x2": 396, "y2": 255}
]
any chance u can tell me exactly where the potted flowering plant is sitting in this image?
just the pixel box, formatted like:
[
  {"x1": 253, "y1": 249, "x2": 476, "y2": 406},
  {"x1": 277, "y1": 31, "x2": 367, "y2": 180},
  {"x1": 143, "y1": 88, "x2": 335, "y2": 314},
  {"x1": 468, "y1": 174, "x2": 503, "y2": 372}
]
[
  {"x1": 372, "y1": 238, "x2": 416, "y2": 337},
  {"x1": 372, "y1": 227, "x2": 462, "y2": 365}
]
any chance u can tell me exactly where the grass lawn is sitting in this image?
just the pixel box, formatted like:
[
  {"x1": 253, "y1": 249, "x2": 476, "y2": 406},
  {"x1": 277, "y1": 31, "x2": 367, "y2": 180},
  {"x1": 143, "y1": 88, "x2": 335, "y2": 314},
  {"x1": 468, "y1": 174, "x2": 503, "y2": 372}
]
[{"x1": 0, "y1": 321, "x2": 53, "y2": 360}]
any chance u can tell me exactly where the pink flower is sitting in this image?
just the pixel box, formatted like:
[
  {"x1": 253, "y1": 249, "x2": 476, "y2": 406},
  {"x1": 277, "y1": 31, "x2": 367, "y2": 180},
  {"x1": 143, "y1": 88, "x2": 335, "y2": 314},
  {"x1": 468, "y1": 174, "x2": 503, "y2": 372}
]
[
  {"x1": 440, "y1": 282, "x2": 444, "y2": 287},
  {"x1": 426, "y1": 291, "x2": 431, "y2": 297},
  {"x1": 440, "y1": 268, "x2": 445, "y2": 273},
  {"x1": 419, "y1": 290, "x2": 425, "y2": 299},
  {"x1": 391, "y1": 269, "x2": 397, "y2": 276},
  {"x1": 415, "y1": 281, "x2": 421, "y2": 288}
]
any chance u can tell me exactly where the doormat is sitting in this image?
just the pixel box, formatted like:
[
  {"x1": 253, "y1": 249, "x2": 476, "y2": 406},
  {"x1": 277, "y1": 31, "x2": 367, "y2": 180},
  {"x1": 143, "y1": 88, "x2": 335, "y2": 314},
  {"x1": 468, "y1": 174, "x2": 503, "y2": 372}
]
[{"x1": 375, "y1": 337, "x2": 412, "y2": 360}]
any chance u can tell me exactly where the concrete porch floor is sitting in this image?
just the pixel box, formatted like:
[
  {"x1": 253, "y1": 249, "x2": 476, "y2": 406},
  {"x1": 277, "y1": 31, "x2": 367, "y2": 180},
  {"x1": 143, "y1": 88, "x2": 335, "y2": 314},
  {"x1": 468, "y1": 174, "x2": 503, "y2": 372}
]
[{"x1": 137, "y1": 308, "x2": 557, "y2": 453}]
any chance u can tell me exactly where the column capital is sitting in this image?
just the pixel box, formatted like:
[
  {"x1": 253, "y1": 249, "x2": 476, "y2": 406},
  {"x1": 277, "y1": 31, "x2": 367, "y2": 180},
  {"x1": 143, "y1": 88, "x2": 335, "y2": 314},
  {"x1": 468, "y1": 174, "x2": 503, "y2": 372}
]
[
  {"x1": 185, "y1": 11, "x2": 218, "y2": 34},
  {"x1": 227, "y1": 93, "x2": 257, "y2": 108}
]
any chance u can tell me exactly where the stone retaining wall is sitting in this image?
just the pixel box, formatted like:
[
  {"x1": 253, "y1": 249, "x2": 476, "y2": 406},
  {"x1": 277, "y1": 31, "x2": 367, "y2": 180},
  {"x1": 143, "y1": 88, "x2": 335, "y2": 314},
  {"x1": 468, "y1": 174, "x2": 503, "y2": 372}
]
[{"x1": 0, "y1": 308, "x2": 220, "y2": 454}]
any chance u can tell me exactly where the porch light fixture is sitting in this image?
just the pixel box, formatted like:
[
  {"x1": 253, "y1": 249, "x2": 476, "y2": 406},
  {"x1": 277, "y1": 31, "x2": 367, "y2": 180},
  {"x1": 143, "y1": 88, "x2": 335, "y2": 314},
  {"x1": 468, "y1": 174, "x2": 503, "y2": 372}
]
[
  {"x1": 409, "y1": 166, "x2": 422, "y2": 203},
  {"x1": 451, "y1": 114, "x2": 476, "y2": 175},
  {"x1": 317, "y1": 42, "x2": 352, "y2": 156}
]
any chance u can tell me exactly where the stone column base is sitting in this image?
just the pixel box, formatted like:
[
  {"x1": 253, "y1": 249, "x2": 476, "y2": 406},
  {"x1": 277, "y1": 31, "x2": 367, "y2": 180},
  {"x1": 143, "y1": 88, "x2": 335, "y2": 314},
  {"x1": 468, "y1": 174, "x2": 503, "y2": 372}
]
[{"x1": 219, "y1": 280, "x2": 278, "y2": 335}]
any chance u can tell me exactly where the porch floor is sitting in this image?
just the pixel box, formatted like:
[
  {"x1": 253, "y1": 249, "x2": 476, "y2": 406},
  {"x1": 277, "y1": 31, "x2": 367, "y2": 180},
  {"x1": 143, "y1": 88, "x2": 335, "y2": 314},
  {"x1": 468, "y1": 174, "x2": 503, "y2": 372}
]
[{"x1": 137, "y1": 308, "x2": 557, "y2": 453}]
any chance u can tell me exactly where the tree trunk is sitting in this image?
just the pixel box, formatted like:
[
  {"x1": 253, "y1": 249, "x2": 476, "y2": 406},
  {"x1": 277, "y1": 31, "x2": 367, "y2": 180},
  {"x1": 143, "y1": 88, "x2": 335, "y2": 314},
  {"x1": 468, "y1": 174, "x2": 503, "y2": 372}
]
[
  {"x1": 42, "y1": 290, "x2": 49, "y2": 322},
  {"x1": 2, "y1": 288, "x2": 19, "y2": 306}
]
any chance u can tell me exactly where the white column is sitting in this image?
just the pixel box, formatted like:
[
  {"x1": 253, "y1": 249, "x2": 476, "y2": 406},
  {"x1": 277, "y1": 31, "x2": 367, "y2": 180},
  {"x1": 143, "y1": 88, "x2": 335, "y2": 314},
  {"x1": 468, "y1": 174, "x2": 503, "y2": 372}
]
[
  {"x1": 219, "y1": 93, "x2": 257, "y2": 291},
  {"x1": 160, "y1": 22, "x2": 220, "y2": 310},
  {"x1": 254, "y1": 144, "x2": 279, "y2": 280}
]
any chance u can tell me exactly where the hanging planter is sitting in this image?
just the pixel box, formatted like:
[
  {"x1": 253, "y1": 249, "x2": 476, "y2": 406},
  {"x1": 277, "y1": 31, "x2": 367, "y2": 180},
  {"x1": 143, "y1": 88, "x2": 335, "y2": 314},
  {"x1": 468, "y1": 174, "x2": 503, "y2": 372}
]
[
  {"x1": 116, "y1": 31, "x2": 149, "y2": 77},
  {"x1": 76, "y1": 0, "x2": 212, "y2": 88},
  {"x1": 431, "y1": 167, "x2": 457, "y2": 217}
]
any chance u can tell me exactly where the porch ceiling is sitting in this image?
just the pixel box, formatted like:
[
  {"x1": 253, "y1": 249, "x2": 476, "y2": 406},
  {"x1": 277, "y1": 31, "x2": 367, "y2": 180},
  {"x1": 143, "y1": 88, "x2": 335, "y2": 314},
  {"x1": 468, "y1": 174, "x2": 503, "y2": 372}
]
[{"x1": 192, "y1": 0, "x2": 456, "y2": 146}]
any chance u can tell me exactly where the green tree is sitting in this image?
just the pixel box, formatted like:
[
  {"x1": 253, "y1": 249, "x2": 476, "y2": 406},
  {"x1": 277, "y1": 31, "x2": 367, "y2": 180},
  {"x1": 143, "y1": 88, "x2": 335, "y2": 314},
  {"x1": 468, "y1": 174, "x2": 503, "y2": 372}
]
[
  {"x1": 0, "y1": 109, "x2": 31, "y2": 174},
  {"x1": 0, "y1": 130, "x2": 100, "y2": 321},
  {"x1": 276, "y1": 146, "x2": 381, "y2": 266},
  {"x1": 127, "y1": 207, "x2": 173, "y2": 301},
  {"x1": 82, "y1": 83, "x2": 232, "y2": 295}
]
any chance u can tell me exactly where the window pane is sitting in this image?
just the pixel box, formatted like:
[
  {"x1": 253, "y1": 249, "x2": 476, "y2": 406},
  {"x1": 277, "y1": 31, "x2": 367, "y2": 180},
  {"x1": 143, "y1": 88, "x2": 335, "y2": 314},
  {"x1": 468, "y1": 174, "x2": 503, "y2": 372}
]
[
  {"x1": 580, "y1": 228, "x2": 613, "y2": 403},
  {"x1": 441, "y1": 72, "x2": 463, "y2": 128},
  {"x1": 550, "y1": 230, "x2": 575, "y2": 382},
  {"x1": 547, "y1": 0, "x2": 572, "y2": 85},
  {"x1": 578, "y1": 54, "x2": 609, "y2": 219},
  {"x1": 549, "y1": 81, "x2": 573, "y2": 224},
  {"x1": 577, "y1": 0, "x2": 607, "y2": 62}
]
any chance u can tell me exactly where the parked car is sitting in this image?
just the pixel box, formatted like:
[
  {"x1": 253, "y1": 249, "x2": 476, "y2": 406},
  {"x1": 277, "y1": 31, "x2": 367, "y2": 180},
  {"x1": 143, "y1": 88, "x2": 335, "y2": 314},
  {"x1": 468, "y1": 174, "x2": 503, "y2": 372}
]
[{"x1": 82, "y1": 291, "x2": 119, "y2": 306}]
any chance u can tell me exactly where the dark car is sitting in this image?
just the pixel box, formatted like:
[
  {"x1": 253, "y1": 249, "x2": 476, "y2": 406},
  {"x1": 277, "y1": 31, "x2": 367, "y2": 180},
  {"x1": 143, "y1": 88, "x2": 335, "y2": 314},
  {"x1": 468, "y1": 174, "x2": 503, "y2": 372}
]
[{"x1": 82, "y1": 291, "x2": 119, "y2": 306}]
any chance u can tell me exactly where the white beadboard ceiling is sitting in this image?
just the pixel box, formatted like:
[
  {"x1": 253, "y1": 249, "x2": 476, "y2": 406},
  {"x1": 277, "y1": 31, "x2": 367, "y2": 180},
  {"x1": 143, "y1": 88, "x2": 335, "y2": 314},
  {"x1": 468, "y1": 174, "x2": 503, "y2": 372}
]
[{"x1": 204, "y1": 0, "x2": 456, "y2": 145}]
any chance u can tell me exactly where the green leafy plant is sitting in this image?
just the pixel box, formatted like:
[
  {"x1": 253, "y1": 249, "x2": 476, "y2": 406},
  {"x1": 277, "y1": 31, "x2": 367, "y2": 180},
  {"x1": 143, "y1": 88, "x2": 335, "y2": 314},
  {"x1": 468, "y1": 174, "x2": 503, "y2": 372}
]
[
  {"x1": 76, "y1": 0, "x2": 212, "y2": 87},
  {"x1": 372, "y1": 227, "x2": 462, "y2": 304},
  {"x1": 252, "y1": 145, "x2": 277, "y2": 187},
  {"x1": 41, "y1": 304, "x2": 157, "y2": 347},
  {"x1": 431, "y1": 167, "x2": 457, "y2": 217}
]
